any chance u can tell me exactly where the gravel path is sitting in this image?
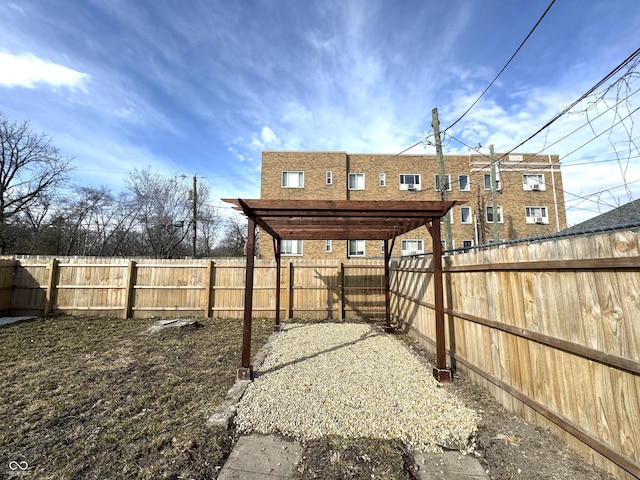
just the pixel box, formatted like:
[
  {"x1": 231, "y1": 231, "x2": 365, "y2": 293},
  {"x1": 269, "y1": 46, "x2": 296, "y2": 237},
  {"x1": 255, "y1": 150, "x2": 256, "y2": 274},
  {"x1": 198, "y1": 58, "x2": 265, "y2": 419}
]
[{"x1": 234, "y1": 323, "x2": 478, "y2": 453}]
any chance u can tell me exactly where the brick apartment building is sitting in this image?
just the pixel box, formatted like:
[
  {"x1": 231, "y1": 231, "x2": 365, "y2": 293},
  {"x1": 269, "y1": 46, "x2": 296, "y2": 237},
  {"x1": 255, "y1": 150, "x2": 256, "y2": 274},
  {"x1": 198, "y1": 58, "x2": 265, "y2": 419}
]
[{"x1": 258, "y1": 151, "x2": 567, "y2": 259}]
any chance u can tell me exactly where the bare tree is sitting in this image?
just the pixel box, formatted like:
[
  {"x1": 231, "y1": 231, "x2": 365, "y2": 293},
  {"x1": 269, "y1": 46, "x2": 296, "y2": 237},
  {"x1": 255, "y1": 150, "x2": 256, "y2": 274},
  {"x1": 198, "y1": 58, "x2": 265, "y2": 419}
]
[
  {"x1": 196, "y1": 202, "x2": 222, "y2": 257},
  {"x1": 97, "y1": 190, "x2": 144, "y2": 256},
  {"x1": 12, "y1": 191, "x2": 55, "y2": 254},
  {"x1": 214, "y1": 215, "x2": 248, "y2": 257},
  {"x1": 50, "y1": 186, "x2": 112, "y2": 255},
  {"x1": 0, "y1": 113, "x2": 72, "y2": 253},
  {"x1": 126, "y1": 168, "x2": 192, "y2": 258}
]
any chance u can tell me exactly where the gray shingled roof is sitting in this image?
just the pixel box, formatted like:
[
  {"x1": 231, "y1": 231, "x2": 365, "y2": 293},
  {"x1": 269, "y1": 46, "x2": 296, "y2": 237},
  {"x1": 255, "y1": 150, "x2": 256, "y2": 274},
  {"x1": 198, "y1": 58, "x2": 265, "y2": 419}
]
[{"x1": 561, "y1": 198, "x2": 640, "y2": 235}]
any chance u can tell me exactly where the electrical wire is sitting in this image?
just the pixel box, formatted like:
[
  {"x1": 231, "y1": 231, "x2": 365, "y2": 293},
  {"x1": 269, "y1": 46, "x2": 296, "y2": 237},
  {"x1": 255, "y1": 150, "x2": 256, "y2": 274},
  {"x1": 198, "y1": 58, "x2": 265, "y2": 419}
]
[
  {"x1": 445, "y1": 48, "x2": 640, "y2": 183},
  {"x1": 444, "y1": 0, "x2": 557, "y2": 134},
  {"x1": 492, "y1": 48, "x2": 640, "y2": 164},
  {"x1": 446, "y1": 131, "x2": 635, "y2": 215}
]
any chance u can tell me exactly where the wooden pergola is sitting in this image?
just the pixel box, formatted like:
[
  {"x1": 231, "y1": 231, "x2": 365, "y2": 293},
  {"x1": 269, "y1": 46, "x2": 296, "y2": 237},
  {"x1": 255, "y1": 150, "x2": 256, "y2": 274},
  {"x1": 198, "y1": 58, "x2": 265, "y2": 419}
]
[{"x1": 222, "y1": 199, "x2": 458, "y2": 382}]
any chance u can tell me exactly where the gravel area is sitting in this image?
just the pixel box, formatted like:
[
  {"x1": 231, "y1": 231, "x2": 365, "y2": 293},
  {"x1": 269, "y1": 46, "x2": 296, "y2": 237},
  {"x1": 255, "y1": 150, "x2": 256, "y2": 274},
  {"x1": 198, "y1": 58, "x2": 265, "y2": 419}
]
[{"x1": 234, "y1": 323, "x2": 478, "y2": 453}]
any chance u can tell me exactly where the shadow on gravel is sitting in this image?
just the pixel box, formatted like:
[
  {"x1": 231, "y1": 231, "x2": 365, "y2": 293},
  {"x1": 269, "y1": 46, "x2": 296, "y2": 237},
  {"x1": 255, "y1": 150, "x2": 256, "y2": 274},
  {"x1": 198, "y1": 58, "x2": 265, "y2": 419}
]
[{"x1": 254, "y1": 324, "x2": 378, "y2": 378}]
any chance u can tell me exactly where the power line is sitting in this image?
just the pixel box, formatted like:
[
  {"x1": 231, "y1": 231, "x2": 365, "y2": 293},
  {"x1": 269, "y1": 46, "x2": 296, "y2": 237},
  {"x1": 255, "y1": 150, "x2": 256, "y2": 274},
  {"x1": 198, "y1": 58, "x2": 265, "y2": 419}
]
[
  {"x1": 445, "y1": 48, "x2": 640, "y2": 182},
  {"x1": 444, "y1": 0, "x2": 557, "y2": 134},
  {"x1": 446, "y1": 132, "x2": 634, "y2": 215},
  {"x1": 493, "y1": 48, "x2": 640, "y2": 163}
]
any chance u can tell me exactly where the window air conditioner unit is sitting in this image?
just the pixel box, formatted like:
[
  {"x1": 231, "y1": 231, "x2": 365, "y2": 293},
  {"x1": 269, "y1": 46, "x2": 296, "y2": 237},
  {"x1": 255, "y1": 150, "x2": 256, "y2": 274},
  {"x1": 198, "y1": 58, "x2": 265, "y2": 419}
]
[
  {"x1": 534, "y1": 217, "x2": 544, "y2": 224},
  {"x1": 531, "y1": 184, "x2": 541, "y2": 191},
  {"x1": 407, "y1": 184, "x2": 416, "y2": 191}
]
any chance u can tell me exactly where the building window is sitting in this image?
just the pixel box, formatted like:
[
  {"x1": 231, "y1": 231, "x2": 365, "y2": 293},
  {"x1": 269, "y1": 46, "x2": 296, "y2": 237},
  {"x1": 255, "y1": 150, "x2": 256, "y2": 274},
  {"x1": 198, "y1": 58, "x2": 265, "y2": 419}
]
[
  {"x1": 460, "y1": 206, "x2": 472, "y2": 224},
  {"x1": 458, "y1": 174, "x2": 470, "y2": 191},
  {"x1": 434, "y1": 174, "x2": 451, "y2": 191},
  {"x1": 281, "y1": 240, "x2": 303, "y2": 255},
  {"x1": 282, "y1": 171, "x2": 304, "y2": 188},
  {"x1": 400, "y1": 174, "x2": 421, "y2": 191},
  {"x1": 379, "y1": 173, "x2": 386, "y2": 187},
  {"x1": 484, "y1": 173, "x2": 500, "y2": 190},
  {"x1": 525, "y1": 206, "x2": 549, "y2": 224},
  {"x1": 325, "y1": 240, "x2": 332, "y2": 253},
  {"x1": 401, "y1": 239, "x2": 424, "y2": 256},
  {"x1": 348, "y1": 173, "x2": 365, "y2": 190},
  {"x1": 326, "y1": 171, "x2": 333, "y2": 185},
  {"x1": 523, "y1": 174, "x2": 545, "y2": 191},
  {"x1": 347, "y1": 240, "x2": 365, "y2": 257},
  {"x1": 462, "y1": 240, "x2": 474, "y2": 252},
  {"x1": 486, "y1": 206, "x2": 503, "y2": 223},
  {"x1": 440, "y1": 210, "x2": 453, "y2": 224},
  {"x1": 380, "y1": 240, "x2": 385, "y2": 253}
]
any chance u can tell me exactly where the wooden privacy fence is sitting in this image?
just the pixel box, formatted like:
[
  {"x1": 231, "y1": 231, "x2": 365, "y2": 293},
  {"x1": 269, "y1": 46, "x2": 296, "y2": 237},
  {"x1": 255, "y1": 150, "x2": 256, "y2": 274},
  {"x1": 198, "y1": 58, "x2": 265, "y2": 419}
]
[
  {"x1": 2, "y1": 232, "x2": 638, "y2": 478},
  {"x1": 1, "y1": 257, "x2": 385, "y2": 320},
  {"x1": 390, "y1": 230, "x2": 640, "y2": 480}
]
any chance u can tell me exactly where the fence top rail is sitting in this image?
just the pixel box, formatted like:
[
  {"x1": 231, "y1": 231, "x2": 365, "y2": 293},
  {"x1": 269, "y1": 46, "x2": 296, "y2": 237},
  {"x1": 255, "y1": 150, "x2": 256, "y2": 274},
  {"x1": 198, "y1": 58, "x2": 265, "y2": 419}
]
[
  {"x1": 393, "y1": 256, "x2": 639, "y2": 272},
  {"x1": 446, "y1": 257, "x2": 639, "y2": 272}
]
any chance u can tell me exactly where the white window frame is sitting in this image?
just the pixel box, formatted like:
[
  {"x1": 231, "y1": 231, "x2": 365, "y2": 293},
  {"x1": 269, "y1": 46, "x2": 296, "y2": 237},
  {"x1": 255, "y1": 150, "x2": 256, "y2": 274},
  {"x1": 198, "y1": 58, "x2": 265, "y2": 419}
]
[
  {"x1": 460, "y1": 206, "x2": 473, "y2": 224},
  {"x1": 326, "y1": 171, "x2": 333, "y2": 185},
  {"x1": 325, "y1": 240, "x2": 332, "y2": 253},
  {"x1": 379, "y1": 173, "x2": 386, "y2": 187},
  {"x1": 399, "y1": 174, "x2": 421, "y2": 191},
  {"x1": 525, "y1": 206, "x2": 549, "y2": 224},
  {"x1": 347, "y1": 239, "x2": 366, "y2": 257},
  {"x1": 281, "y1": 240, "x2": 303, "y2": 256},
  {"x1": 458, "y1": 174, "x2": 470, "y2": 191},
  {"x1": 483, "y1": 173, "x2": 500, "y2": 191},
  {"x1": 401, "y1": 239, "x2": 424, "y2": 256},
  {"x1": 461, "y1": 239, "x2": 474, "y2": 252},
  {"x1": 486, "y1": 206, "x2": 503, "y2": 223},
  {"x1": 440, "y1": 210, "x2": 453, "y2": 224},
  {"x1": 434, "y1": 174, "x2": 451, "y2": 191},
  {"x1": 523, "y1": 174, "x2": 546, "y2": 191},
  {"x1": 281, "y1": 171, "x2": 304, "y2": 188},
  {"x1": 348, "y1": 173, "x2": 365, "y2": 190},
  {"x1": 380, "y1": 240, "x2": 385, "y2": 253}
]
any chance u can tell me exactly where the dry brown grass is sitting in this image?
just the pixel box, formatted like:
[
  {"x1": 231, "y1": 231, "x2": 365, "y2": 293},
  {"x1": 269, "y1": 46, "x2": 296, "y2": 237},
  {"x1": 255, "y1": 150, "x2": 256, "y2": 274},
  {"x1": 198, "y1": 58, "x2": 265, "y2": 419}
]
[{"x1": 0, "y1": 315, "x2": 272, "y2": 479}]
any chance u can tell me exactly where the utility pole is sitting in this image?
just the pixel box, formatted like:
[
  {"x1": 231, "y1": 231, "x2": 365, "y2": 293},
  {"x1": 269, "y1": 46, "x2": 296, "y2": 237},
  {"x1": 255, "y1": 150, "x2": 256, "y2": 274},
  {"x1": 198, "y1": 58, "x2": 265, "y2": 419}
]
[
  {"x1": 489, "y1": 145, "x2": 500, "y2": 243},
  {"x1": 432, "y1": 108, "x2": 453, "y2": 251},
  {"x1": 192, "y1": 174, "x2": 197, "y2": 258}
]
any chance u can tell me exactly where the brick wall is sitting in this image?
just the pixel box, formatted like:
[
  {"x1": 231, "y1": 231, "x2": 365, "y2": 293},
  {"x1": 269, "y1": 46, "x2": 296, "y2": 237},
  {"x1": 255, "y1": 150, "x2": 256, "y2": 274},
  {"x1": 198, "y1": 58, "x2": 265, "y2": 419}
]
[{"x1": 259, "y1": 151, "x2": 566, "y2": 259}]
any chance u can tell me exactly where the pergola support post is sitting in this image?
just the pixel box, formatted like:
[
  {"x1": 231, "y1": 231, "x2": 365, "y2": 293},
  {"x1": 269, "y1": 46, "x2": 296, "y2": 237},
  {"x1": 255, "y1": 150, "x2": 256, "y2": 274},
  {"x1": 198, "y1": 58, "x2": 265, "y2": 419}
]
[
  {"x1": 384, "y1": 238, "x2": 395, "y2": 333},
  {"x1": 273, "y1": 237, "x2": 282, "y2": 332},
  {"x1": 222, "y1": 198, "x2": 460, "y2": 383},
  {"x1": 429, "y1": 219, "x2": 453, "y2": 382},
  {"x1": 238, "y1": 217, "x2": 256, "y2": 381}
]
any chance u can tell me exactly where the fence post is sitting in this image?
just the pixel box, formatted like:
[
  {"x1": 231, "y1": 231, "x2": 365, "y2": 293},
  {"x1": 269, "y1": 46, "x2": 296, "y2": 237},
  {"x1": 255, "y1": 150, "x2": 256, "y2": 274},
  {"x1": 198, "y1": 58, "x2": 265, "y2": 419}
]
[
  {"x1": 288, "y1": 261, "x2": 294, "y2": 319},
  {"x1": 123, "y1": 260, "x2": 136, "y2": 319},
  {"x1": 340, "y1": 262, "x2": 345, "y2": 321},
  {"x1": 44, "y1": 258, "x2": 59, "y2": 316},
  {"x1": 205, "y1": 260, "x2": 214, "y2": 318}
]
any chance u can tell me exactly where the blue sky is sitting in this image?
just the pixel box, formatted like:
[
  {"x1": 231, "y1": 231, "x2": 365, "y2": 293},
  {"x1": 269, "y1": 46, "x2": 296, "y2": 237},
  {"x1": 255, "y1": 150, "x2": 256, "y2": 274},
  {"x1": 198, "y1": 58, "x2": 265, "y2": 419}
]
[{"x1": 0, "y1": 0, "x2": 639, "y2": 226}]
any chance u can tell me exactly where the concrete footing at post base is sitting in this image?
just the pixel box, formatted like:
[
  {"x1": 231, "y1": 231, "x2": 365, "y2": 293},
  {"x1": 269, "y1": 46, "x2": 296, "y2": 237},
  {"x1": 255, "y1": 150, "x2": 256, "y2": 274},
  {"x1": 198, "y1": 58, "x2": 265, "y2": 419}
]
[
  {"x1": 433, "y1": 367, "x2": 453, "y2": 382},
  {"x1": 237, "y1": 366, "x2": 253, "y2": 381}
]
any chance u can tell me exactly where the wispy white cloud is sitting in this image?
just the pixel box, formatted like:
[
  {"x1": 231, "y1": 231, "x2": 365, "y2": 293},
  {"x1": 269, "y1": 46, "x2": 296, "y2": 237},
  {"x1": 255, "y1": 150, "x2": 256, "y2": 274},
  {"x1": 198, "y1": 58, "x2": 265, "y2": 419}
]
[
  {"x1": 0, "y1": 0, "x2": 638, "y2": 227},
  {"x1": 0, "y1": 52, "x2": 90, "y2": 91}
]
